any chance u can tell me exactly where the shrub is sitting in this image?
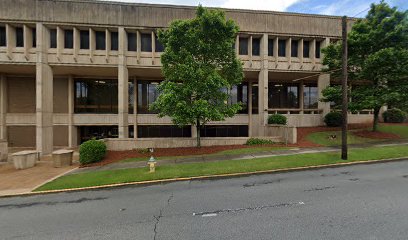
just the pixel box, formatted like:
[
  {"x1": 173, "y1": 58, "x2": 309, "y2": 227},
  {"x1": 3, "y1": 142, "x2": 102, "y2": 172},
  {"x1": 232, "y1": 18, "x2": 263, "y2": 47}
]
[
  {"x1": 268, "y1": 114, "x2": 287, "y2": 125},
  {"x1": 79, "y1": 139, "x2": 107, "y2": 165},
  {"x1": 383, "y1": 108, "x2": 407, "y2": 123},
  {"x1": 324, "y1": 112, "x2": 343, "y2": 127},
  {"x1": 246, "y1": 138, "x2": 274, "y2": 145}
]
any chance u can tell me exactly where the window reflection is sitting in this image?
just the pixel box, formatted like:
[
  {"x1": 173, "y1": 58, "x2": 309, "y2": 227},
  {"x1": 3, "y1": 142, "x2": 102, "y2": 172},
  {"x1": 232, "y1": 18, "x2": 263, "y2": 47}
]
[
  {"x1": 268, "y1": 83, "x2": 299, "y2": 109},
  {"x1": 137, "y1": 81, "x2": 159, "y2": 114},
  {"x1": 304, "y1": 84, "x2": 318, "y2": 109},
  {"x1": 74, "y1": 79, "x2": 118, "y2": 113}
]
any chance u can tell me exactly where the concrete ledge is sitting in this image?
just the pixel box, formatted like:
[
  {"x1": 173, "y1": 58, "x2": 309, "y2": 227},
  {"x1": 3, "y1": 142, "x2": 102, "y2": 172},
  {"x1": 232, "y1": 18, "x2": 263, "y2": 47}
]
[
  {"x1": 1, "y1": 156, "x2": 407, "y2": 199},
  {"x1": 105, "y1": 137, "x2": 281, "y2": 151}
]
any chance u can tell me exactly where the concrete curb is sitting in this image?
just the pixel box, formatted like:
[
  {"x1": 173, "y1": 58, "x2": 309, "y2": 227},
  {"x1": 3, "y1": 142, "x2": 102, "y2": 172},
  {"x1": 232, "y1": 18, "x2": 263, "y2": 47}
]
[{"x1": 1, "y1": 156, "x2": 407, "y2": 199}]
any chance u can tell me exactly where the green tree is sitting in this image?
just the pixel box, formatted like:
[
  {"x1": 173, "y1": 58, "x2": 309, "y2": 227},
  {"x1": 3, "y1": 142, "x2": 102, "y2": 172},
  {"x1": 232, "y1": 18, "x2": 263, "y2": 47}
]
[
  {"x1": 321, "y1": 1, "x2": 408, "y2": 131},
  {"x1": 151, "y1": 6, "x2": 244, "y2": 147}
]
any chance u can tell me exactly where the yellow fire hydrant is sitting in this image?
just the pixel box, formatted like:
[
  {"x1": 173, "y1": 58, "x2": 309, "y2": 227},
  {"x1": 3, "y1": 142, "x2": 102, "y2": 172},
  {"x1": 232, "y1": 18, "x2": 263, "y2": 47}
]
[{"x1": 148, "y1": 156, "x2": 157, "y2": 173}]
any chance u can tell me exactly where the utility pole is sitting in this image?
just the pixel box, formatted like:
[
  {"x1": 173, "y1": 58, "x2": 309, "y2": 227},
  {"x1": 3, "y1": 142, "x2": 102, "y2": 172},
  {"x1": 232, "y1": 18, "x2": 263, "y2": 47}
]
[{"x1": 341, "y1": 16, "x2": 348, "y2": 160}]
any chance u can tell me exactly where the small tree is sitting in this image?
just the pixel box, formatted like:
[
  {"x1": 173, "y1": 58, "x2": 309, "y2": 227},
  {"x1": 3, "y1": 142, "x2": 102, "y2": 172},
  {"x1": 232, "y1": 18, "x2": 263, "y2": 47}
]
[
  {"x1": 321, "y1": 1, "x2": 408, "y2": 131},
  {"x1": 151, "y1": 6, "x2": 244, "y2": 147}
]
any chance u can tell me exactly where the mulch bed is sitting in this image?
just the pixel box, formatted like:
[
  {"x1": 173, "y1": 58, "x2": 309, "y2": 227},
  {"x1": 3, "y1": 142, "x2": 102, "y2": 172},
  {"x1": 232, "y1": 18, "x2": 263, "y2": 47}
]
[
  {"x1": 353, "y1": 130, "x2": 400, "y2": 139},
  {"x1": 83, "y1": 144, "x2": 296, "y2": 168}
]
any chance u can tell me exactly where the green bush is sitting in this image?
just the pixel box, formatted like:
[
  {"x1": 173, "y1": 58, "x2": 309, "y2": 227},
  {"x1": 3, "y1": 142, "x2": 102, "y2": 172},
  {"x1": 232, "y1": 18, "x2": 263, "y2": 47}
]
[
  {"x1": 79, "y1": 139, "x2": 107, "y2": 165},
  {"x1": 246, "y1": 138, "x2": 274, "y2": 145},
  {"x1": 268, "y1": 114, "x2": 287, "y2": 125},
  {"x1": 324, "y1": 112, "x2": 343, "y2": 127},
  {"x1": 383, "y1": 108, "x2": 407, "y2": 123}
]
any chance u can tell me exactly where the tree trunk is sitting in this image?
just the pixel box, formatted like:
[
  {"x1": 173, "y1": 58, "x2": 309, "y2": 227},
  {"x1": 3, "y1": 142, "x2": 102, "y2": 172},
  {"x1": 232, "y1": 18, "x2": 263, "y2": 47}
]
[
  {"x1": 196, "y1": 120, "x2": 201, "y2": 148},
  {"x1": 372, "y1": 107, "x2": 381, "y2": 132}
]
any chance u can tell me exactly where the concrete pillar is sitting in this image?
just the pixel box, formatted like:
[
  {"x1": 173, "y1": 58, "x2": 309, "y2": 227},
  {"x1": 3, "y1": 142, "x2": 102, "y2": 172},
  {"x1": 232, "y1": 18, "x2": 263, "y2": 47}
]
[
  {"x1": 73, "y1": 27, "x2": 79, "y2": 61},
  {"x1": 259, "y1": 33, "x2": 269, "y2": 129},
  {"x1": 56, "y1": 27, "x2": 63, "y2": 61},
  {"x1": 274, "y1": 36, "x2": 278, "y2": 66},
  {"x1": 318, "y1": 74, "x2": 331, "y2": 117},
  {"x1": 0, "y1": 75, "x2": 7, "y2": 140},
  {"x1": 248, "y1": 81, "x2": 253, "y2": 137},
  {"x1": 36, "y1": 23, "x2": 53, "y2": 155},
  {"x1": 118, "y1": 27, "x2": 129, "y2": 138},
  {"x1": 299, "y1": 81, "x2": 304, "y2": 113},
  {"x1": 299, "y1": 38, "x2": 304, "y2": 65},
  {"x1": 133, "y1": 77, "x2": 137, "y2": 139},
  {"x1": 6, "y1": 24, "x2": 14, "y2": 59},
  {"x1": 68, "y1": 75, "x2": 75, "y2": 147},
  {"x1": 311, "y1": 39, "x2": 316, "y2": 65}
]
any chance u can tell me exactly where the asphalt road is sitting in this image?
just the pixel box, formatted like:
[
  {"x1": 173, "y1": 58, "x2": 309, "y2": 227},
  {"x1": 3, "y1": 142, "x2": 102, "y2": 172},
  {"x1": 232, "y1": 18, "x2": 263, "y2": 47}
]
[{"x1": 1, "y1": 160, "x2": 408, "y2": 240}]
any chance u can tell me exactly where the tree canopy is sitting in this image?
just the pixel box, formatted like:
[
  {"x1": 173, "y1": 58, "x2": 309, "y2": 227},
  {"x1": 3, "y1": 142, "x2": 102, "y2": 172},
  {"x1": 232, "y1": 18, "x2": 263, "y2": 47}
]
[
  {"x1": 321, "y1": 1, "x2": 408, "y2": 131},
  {"x1": 151, "y1": 6, "x2": 244, "y2": 147}
]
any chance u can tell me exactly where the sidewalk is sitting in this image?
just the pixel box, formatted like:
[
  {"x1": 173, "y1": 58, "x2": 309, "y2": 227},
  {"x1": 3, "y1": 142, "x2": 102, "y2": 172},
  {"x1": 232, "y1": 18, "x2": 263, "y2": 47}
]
[
  {"x1": 70, "y1": 140, "x2": 408, "y2": 175},
  {"x1": 0, "y1": 161, "x2": 78, "y2": 196}
]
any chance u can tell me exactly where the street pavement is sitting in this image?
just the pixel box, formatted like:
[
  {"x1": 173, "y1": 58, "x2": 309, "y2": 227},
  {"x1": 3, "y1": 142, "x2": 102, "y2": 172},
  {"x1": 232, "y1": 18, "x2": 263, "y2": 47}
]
[{"x1": 1, "y1": 160, "x2": 408, "y2": 240}]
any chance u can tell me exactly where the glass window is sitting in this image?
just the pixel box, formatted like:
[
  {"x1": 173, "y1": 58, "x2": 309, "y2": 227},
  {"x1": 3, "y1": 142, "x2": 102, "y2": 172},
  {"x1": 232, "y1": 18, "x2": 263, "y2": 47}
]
[
  {"x1": 95, "y1": 31, "x2": 106, "y2": 50},
  {"x1": 129, "y1": 81, "x2": 134, "y2": 114},
  {"x1": 201, "y1": 125, "x2": 248, "y2": 137},
  {"x1": 80, "y1": 30, "x2": 89, "y2": 49},
  {"x1": 74, "y1": 79, "x2": 118, "y2": 113},
  {"x1": 252, "y1": 84, "x2": 259, "y2": 114},
  {"x1": 252, "y1": 38, "x2": 260, "y2": 56},
  {"x1": 64, "y1": 29, "x2": 73, "y2": 49},
  {"x1": 137, "y1": 125, "x2": 191, "y2": 138},
  {"x1": 32, "y1": 28, "x2": 36, "y2": 48},
  {"x1": 141, "y1": 33, "x2": 152, "y2": 52},
  {"x1": 0, "y1": 26, "x2": 6, "y2": 46},
  {"x1": 268, "y1": 83, "x2": 299, "y2": 109},
  {"x1": 127, "y1": 32, "x2": 136, "y2": 51},
  {"x1": 303, "y1": 84, "x2": 318, "y2": 109},
  {"x1": 137, "y1": 81, "x2": 160, "y2": 114},
  {"x1": 227, "y1": 84, "x2": 248, "y2": 114},
  {"x1": 303, "y1": 40, "x2": 310, "y2": 58},
  {"x1": 268, "y1": 39, "x2": 273, "y2": 56},
  {"x1": 155, "y1": 35, "x2": 164, "y2": 52},
  {"x1": 110, "y1": 31, "x2": 118, "y2": 51},
  {"x1": 315, "y1": 41, "x2": 321, "y2": 58},
  {"x1": 278, "y1": 39, "x2": 286, "y2": 57},
  {"x1": 239, "y1": 37, "x2": 248, "y2": 55},
  {"x1": 16, "y1": 27, "x2": 24, "y2": 47},
  {"x1": 79, "y1": 126, "x2": 118, "y2": 143},
  {"x1": 291, "y1": 40, "x2": 298, "y2": 57},
  {"x1": 50, "y1": 29, "x2": 57, "y2": 48}
]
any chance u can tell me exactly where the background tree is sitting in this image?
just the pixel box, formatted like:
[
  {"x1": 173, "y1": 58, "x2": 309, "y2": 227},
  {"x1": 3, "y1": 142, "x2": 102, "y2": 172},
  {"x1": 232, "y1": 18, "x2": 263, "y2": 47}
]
[
  {"x1": 321, "y1": 1, "x2": 408, "y2": 131},
  {"x1": 151, "y1": 6, "x2": 243, "y2": 147}
]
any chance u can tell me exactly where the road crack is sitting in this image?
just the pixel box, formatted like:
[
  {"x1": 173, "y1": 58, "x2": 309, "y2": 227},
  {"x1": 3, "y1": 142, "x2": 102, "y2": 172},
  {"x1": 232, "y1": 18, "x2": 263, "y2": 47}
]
[{"x1": 153, "y1": 193, "x2": 173, "y2": 240}]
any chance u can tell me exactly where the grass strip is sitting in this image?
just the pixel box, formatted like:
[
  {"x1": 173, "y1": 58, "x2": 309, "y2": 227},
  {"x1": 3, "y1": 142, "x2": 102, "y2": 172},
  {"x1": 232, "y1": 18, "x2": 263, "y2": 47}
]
[{"x1": 35, "y1": 145, "x2": 408, "y2": 192}]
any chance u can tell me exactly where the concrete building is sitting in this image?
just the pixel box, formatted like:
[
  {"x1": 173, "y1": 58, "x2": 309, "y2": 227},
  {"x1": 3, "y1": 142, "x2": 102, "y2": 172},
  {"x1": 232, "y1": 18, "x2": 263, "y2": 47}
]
[{"x1": 0, "y1": 0, "x2": 372, "y2": 154}]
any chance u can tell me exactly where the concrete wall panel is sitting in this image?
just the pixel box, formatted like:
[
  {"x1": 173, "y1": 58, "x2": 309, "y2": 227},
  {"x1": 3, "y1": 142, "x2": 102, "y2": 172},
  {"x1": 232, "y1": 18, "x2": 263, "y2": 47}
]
[
  {"x1": 53, "y1": 125, "x2": 68, "y2": 147},
  {"x1": 7, "y1": 126, "x2": 35, "y2": 147},
  {"x1": 7, "y1": 77, "x2": 36, "y2": 113},
  {"x1": 53, "y1": 77, "x2": 68, "y2": 113}
]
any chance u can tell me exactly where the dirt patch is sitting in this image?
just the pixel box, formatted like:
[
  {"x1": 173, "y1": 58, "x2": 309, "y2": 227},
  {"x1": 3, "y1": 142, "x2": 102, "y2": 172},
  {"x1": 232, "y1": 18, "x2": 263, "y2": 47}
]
[
  {"x1": 83, "y1": 144, "x2": 296, "y2": 168},
  {"x1": 353, "y1": 130, "x2": 401, "y2": 139}
]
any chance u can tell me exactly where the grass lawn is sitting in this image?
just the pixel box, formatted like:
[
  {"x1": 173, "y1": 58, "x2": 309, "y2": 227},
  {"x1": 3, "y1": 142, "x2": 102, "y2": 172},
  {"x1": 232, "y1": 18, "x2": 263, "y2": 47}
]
[
  {"x1": 121, "y1": 147, "x2": 295, "y2": 163},
  {"x1": 35, "y1": 145, "x2": 408, "y2": 192},
  {"x1": 378, "y1": 124, "x2": 408, "y2": 138},
  {"x1": 306, "y1": 131, "x2": 378, "y2": 146}
]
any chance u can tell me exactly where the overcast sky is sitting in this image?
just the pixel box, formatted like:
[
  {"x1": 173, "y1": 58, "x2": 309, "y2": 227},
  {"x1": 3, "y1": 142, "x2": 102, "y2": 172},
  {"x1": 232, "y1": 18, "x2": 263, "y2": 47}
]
[{"x1": 104, "y1": 0, "x2": 407, "y2": 17}]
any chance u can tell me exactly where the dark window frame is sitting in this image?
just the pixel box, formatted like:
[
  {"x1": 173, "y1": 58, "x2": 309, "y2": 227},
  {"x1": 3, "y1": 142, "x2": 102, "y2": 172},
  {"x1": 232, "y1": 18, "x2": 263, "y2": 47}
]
[
  {"x1": 15, "y1": 27, "x2": 24, "y2": 48},
  {"x1": 0, "y1": 26, "x2": 6, "y2": 47},
  {"x1": 303, "y1": 84, "x2": 318, "y2": 109},
  {"x1": 127, "y1": 32, "x2": 136, "y2": 52},
  {"x1": 141, "y1": 33, "x2": 152, "y2": 52},
  {"x1": 80, "y1": 30, "x2": 89, "y2": 50},
  {"x1": 315, "y1": 41, "x2": 321, "y2": 58},
  {"x1": 137, "y1": 80, "x2": 160, "y2": 114},
  {"x1": 95, "y1": 31, "x2": 106, "y2": 50},
  {"x1": 137, "y1": 125, "x2": 192, "y2": 138},
  {"x1": 155, "y1": 34, "x2": 164, "y2": 52},
  {"x1": 50, "y1": 29, "x2": 57, "y2": 48},
  {"x1": 291, "y1": 40, "x2": 298, "y2": 57},
  {"x1": 31, "y1": 28, "x2": 36, "y2": 48},
  {"x1": 201, "y1": 125, "x2": 249, "y2": 138},
  {"x1": 239, "y1": 37, "x2": 248, "y2": 55},
  {"x1": 268, "y1": 82, "x2": 300, "y2": 109},
  {"x1": 268, "y1": 38, "x2": 274, "y2": 57},
  {"x1": 64, "y1": 29, "x2": 74, "y2": 49},
  {"x1": 110, "y1": 31, "x2": 118, "y2": 51},
  {"x1": 278, "y1": 39, "x2": 286, "y2": 57},
  {"x1": 303, "y1": 40, "x2": 310, "y2": 58},
  {"x1": 252, "y1": 38, "x2": 260, "y2": 56}
]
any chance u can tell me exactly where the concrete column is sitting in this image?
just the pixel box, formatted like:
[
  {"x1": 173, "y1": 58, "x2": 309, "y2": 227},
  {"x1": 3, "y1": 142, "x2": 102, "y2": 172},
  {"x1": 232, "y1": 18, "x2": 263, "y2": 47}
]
[
  {"x1": 73, "y1": 27, "x2": 79, "y2": 62},
  {"x1": 311, "y1": 39, "x2": 316, "y2": 65},
  {"x1": 106, "y1": 29, "x2": 110, "y2": 60},
  {"x1": 23, "y1": 25, "x2": 30, "y2": 59},
  {"x1": 6, "y1": 24, "x2": 14, "y2": 59},
  {"x1": 68, "y1": 75, "x2": 75, "y2": 147},
  {"x1": 136, "y1": 30, "x2": 141, "y2": 63},
  {"x1": 235, "y1": 35, "x2": 239, "y2": 55},
  {"x1": 56, "y1": 27, "x2": 63, "y2": 61},
  {"x1": 0, "y1": 75, "x2": 7, "y2": 140},
  {"x1": 259, "y1": 33, "x2": 269, "y2": 129},
  {"x1": 36, "y1": 23, "x2": 53, "y2": 155},
  {"x1": 118, "y1": 27, "x2": 129, "y2": 138},
  {"x1": 274, "y1": 36, "x2": 278, "y2": 66},
  {"x1": 318, "y1": 74, "x2": 330, "y2": 117},
  {"x1": 151, "y1": 31, "x2": 155, "y2": 63},
  {"x1": 299, "y1": 81, "x2": 304, "y2": 113},
  {"x1": 89, "y1": 28, "x2": 95, "y2": 61},
  {"x1": 248, "y1": 81, "x2": 253, "y2": 137},
  {"x1": 288, "y1": 37, "x2": 292, "y2": 64},
  {"x1": 249, "y1": 35, "x2": 253, "y2": 58},
  {"x1": 299, "y1": 38, "x2": 304, "y2": 65},
  {"x1": 133, "y1": 77, "x2": 137, "y2": 139}
]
